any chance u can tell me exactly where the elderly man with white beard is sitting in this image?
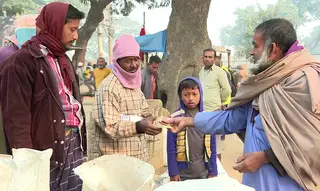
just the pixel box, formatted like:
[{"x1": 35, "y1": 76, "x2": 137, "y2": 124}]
[{"x1": 164, "y1": 18, "x2": 320, "y2": 191}]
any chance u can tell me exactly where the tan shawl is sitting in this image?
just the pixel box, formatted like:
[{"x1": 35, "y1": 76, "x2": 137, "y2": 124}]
[{"x1": 228, "y1": 49, "x2": 320, "y2": 191}]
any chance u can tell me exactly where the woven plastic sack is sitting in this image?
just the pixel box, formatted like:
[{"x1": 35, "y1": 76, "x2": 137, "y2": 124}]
[
  {"x1": 75, "y1": 154, "x2": 155, "y2": 191},
  {"x1": 0, "y1": 148, "x2": 52, "y2": 191}
]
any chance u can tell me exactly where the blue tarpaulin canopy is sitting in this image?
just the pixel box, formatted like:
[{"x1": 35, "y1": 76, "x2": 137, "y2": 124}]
[{"x1": 135, "y1": 30, "x2": 167, "y2": 55}]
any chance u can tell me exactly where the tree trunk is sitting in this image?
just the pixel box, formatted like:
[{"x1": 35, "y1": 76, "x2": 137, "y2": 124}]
[
  {"x1": 71, "y1": 0, "x2": 111, "y2": 66},
  {"x1": 158, "y1": 0, "x2": 212, "y2": 113}
]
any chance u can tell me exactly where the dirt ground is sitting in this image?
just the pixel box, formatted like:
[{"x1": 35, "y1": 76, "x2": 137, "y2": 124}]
[{"x1": 220, "y1": 134, "x2": 243, "y2": 182}]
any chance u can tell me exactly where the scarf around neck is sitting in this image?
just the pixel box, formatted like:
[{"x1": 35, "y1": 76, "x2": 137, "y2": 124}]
[{"x1": 23, "y1": 2, "x2": 73, "y2": 91}]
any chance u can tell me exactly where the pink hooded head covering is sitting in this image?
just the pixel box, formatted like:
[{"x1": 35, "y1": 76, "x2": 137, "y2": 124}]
[{"x1": 112, "y1": 34, "x2": 141, "y2": 89}]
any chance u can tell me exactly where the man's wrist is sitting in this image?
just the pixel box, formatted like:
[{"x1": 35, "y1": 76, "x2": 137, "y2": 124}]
[
  {"x1": 263, "y1": 150, "x2": 271, "y2": 164},
  {"x1": 186, "y1": 117, "x2": 195, "y2": 127},
  {"x1": 135, "y1": 121, "x2": 144, "y2": 134},
  {"x1": 263, "y1": 148, "x2": 287, "y2": 176}
]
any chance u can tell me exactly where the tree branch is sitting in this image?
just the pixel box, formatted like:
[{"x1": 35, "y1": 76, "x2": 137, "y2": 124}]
[
  {"x1": 71, "y1": 0, "x2": 112, "y2": 64},
  {"x1": 89, "y1": 0, "x2": 98, "y2": 4}
]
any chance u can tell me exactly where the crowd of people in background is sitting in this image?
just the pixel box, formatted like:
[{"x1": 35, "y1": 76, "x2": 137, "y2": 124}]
[{"x1": 76, "y1": 52, "x2": 246, "y2": 101}]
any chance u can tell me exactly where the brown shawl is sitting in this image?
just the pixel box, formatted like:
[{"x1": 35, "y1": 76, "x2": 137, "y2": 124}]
[{"x1": 228, "y1": 49, "x2": 320, "y2": 191}]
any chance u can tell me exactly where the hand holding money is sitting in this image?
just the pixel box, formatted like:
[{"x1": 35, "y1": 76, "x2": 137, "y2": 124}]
[
  {"x1": 162, "y1": 117, "x2": 195, "y2": 133},
  {"x1": 136, "y1": 116, "x2": 162, "y2": 135},
  {"x1": 153, "y1": 116, "x2": 173, "y2": 129}
]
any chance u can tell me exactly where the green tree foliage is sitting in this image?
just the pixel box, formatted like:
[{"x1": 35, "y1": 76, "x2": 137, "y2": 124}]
[
  {"x1": 79, "y1": 0, "x2": 170, "y2": 16},
  {"x1": 1, "y1": 0, "x2": 38, "y2": 16},
  {"x1": 303, "y1": 25, "x2": 320, "y2": 54},
  {"x1": 291, "y1": 0, "x2": 320, "y2": 19},
  {"x1": 0, "y1": 0, "x2": 42, "y2": 42},
  {"x1": 291, "y1": 0, "x2": 320, "y2": 54},
  {"x1": 220, "y1": 0, "x2": 320, "y2": 58}
]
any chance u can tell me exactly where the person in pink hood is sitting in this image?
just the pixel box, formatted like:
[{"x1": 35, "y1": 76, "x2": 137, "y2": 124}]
[{"x1": 92, "y1": 34, "x2": 162, "y2": 161}]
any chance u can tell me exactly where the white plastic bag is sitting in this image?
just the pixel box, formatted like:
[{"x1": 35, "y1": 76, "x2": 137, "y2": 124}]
[
  {"x1": 0, "y1": 148, "x2": 52, "y2": 191},
  {"x1": 155, "y1": 158, "x2": 255, "y2": 191},
  {"x1": 154, "y1": 157, "x2": 228, "y2": 189},
  {"x1": 155, "y1": 176, "x2": 255, "y2": 191},
  {"x1": 0, "y1": 154, "x2": 14, "y2": 191},
  {"x1": 74, "y1": 154, "x2": 155, "y2": 191}
]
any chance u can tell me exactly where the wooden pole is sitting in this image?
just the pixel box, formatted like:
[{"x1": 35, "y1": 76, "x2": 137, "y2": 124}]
[
  {"x1": 143, "y1": 12, "x2": 147, "y2": 66},
  {"x1": 97, "y1": 25, "x2": 104, "y2": 57},
  {"x1": 107, "y1": 4, "x2": 113, "y2": 64},
  {"x1": 227, "y1": 50, "x2": 231, "y2": 69}
]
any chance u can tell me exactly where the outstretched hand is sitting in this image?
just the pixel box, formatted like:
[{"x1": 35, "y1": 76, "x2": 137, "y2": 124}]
[{"x1": 162, "y1": 117, "x2": 195, "y2": 133}]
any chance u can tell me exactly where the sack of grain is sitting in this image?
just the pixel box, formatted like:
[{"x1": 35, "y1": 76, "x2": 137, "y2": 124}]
[
  {"x1": 0, "y1": 148, "x2": 52, "y2": 191},
  {"x1": 74, "y1": 154, "x2": 155, "y2": 191},
  {"x1": 155, "y1": 176, "x2": 255, "y2": 191}
]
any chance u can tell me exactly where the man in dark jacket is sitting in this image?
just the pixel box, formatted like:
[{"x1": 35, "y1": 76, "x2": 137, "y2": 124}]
[
  {"x1": 141, "y1": 55, "x2": 161, "y2": 99},
  {"x1": 0, "y1": 2, "x2": 86, "y2": 191}
]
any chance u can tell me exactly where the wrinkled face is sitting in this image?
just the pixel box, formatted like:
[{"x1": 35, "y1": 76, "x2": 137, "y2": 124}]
[
  {"x1": 97, "y1": 58, "x2": 106, "y2": 69},
  {"x1": 202, "y1": 50, "x2": 216, "y2": 68},
  {"x1": 181, "y1": 87, "x2": 200, "y2": 109},
  {"x1": 118, "y1": 56, "x2": 140, "y2": 73},
  {"x1": 148, "y1": 62, "x2": 160, "y2": 74},
  {"x1": 61, "y1": 19, "x2": 80, "y2": 50},
  {"x1": 249, "y1": 31, "x2": 282, "y2": 75},
  {"x1": 250, "y1": 32, "x2": 265, "y2": 64},
  {"x1": 250, "y1": 48, "x2": 273, "y2": 75}
]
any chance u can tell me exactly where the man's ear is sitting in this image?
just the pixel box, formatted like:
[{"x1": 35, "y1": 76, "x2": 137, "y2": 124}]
[{"x1": 268, "y1": 42, "x2": 282, "y2": 61}]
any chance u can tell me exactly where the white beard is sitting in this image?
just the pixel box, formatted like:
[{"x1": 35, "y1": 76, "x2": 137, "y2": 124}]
[{"x1": 251, "y1": 49, "x2": 274, "y2": 75}]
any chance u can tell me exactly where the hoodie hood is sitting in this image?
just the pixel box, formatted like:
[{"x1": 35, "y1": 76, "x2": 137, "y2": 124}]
[{"x1": 177, "y1": 76, "x2": 204, "y2": 112}]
